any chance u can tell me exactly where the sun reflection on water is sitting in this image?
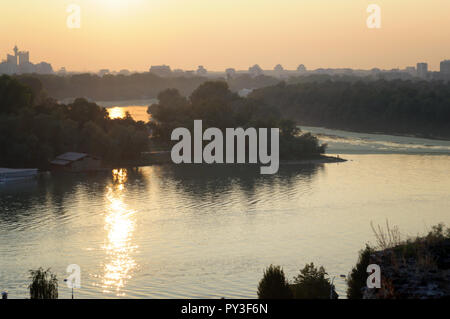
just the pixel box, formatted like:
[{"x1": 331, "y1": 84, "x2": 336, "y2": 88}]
[
  {"x1": 107, "y1": 107, "x2": 126, "y2": 119},
  {"x1": 101, "y1": 168, "x2": 138, "y2": 296}
]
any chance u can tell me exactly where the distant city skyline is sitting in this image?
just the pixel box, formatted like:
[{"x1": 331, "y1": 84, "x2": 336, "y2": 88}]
[
  {"x1": 0, "y1": 45, "x2": 53, "y2": 75},
  {"x1": 1, "y1": 0, "x2": 450, "y2": 72},
  {"x1": 2, "y1": 44, "x2": 450, "y2": 81},
  {"x1": 0, "y1": 44, "x2": 447, "y2": 74}
]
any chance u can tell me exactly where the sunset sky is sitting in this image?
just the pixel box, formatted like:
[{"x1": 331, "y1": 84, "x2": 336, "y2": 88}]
[{"x1": 1, "y1": 0, "x2": 449, "y2": 72}]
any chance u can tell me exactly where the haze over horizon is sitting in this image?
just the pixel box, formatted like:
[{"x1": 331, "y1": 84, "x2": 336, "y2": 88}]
[{"x1": 1, "y1": 0, "x2": 450, "y2": 72}]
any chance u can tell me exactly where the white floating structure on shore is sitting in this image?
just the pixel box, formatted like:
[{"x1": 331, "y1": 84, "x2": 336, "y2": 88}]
[{"x1": 0, "y1": 168, "x2": 38, "y2": 183}]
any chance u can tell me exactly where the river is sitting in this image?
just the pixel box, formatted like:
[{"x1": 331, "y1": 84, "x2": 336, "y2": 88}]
[{"x1": 1, "y1": 106, "x2": 449, "y2": 299}]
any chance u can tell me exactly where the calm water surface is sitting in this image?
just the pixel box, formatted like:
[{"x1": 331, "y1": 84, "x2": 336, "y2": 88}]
[
  {"x1": 1, "y1": 124, "x2": 450, "y2": 299},
  {"x1": 98, "y1": 100, "x2": 156, "y2": 122}
]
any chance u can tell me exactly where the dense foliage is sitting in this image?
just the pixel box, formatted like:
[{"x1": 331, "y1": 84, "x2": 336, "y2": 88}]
[
  {"x1": 29, "y1": 268, "x2": 58, "y2": 299},
  {"x1": 250, "y1": 79, "x2": 450, "y2": 139},
  {"x1": 257, "y1": 263, "x2": 337, "y2": 299},
  {"x1": 15, "y1": 73, "x2": 210, "y2": 101},
  {"x1": 148, "y1": 81, "x2": 326, "y2": 160},
  {"x1": 292, "y1": 263, "x2": 337, "y2": 299},
  {"x1": 257, "y1": 265, "x2": 293, "y2": 299},
  {"x1": 346, "y1": 245, "x2": 375, "y2": 299},
  {"x1": 0, "y1": 75, "x2": 149, "y2": 169},
  {"x1": 227, "y1": 74, "x2": 280, "y2": 92},
  {"x1": 347, "y1": 224, "x2": 450, "y2": 299},
  {"x1": 13, "y1": 73, "x2": 283, "y2": 102}
]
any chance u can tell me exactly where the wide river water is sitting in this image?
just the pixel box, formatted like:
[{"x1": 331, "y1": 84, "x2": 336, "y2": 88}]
[{"x1": 1, "y1": 105, "x2": 450, "y2": 299}]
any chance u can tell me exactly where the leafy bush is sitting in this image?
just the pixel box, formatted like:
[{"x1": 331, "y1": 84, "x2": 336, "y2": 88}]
[
  {"x1": 29, "y1": 268, "x2": 58, "y2": 299},
  {"x1": 257, "y1": 265, "x2": 293, "y2": 299},
  {"x1": 346, "y1": 245, "x2": 374, "y2": 299},
  {"x1": 426, "y1": 223, "x2": 450, "y2": 242},
  {"x1": 292, "y1": 263, "x2": 337, "y2": 299}
]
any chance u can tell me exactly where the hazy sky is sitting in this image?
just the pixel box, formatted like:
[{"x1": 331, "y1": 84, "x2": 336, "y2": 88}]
[{"x1": 1, "y1": 0, "x2": 449, "y2": 72}]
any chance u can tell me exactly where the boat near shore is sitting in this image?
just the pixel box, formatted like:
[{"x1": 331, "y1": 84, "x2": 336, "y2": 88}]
[{"x1": 0, "y1": 168, "x2": 38, "y2": 184}]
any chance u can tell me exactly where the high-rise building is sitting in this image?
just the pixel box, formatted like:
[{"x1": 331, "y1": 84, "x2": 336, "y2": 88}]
[
  {"x1": 18, "y1": 51, "x2": 30, "y2": 65},
  {"x1": 417, "y1": 63, "x2": 428, "y2": 78},
  {"x1": 440, "y1": 60, "x2": 450, "y2": 77},
  {"x1": 405, "y1": 66, "x2": 416, "y2": 76},
  {"x1": 34, "y1": 62, "x2": 53, "y2": 74},
  {"x1": 6, "y1": 54, "x2": 17, "y2": 66}
]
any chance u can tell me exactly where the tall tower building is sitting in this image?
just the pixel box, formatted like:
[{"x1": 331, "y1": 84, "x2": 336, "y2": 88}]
[{"x1": 416, "y1": 63, "x2": 428, "y2": 79}]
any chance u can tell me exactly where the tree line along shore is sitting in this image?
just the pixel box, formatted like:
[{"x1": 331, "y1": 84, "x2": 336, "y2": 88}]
[
  {"x1": 2, "y1": 73, "x2": 449, "y2": 169},
  {"x1": 13, "y1": 72, "x2": 450, "y2": 140},
  {"x1": 0, "y1": 76, "x2": 327, "y2": 169}
]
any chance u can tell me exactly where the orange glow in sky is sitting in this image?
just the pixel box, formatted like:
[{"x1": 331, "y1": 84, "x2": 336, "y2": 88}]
[{"x1": 1, "y1": 0, "x2": 449, "y2": 71}]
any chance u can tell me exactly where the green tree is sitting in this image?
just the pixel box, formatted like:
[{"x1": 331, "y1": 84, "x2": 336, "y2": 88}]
[
  {"x1": 0, "y1": 75, "x2": 32, "y2": 113},
  {"x1": 148, "y1": 81, "x2": 326, "y2": 159},
  {"x1": 279, "y1": 119, "x2": 301, "y2": 138},
  {"x1": 250, "y1": 77, "x2": 450, "y2": 139},
  {"x1": 346, "y1": 245, "x2": 374, "y2": 299},
  {"x1": 0, "y1": 80, "x2": 150, "y2": 169},
  {"x1": 29, "y1": 268, "x2": 58, "y2": 299},
  {"x1": 292, "y1": 263, "x2": 337, "y2": 299},
  {"x1": 257, "y1": 265, "x2": 293, "y2": 299}
]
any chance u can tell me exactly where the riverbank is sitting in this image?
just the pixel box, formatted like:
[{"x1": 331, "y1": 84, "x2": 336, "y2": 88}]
[
  {"x1": 136, "y1": 152, "x2": 347, "y2": 167},
  {"x1": 280, "y1": 155, "x2": 346, "y2": 165},
  {"x1": 298, "y1": 123, "x2": 450, "y2": 142},
  {"x1": 360, "y1": 225, "x2": 450, "y2": 299},
  {"x1": 297, "y1": 125, "x2": 450, "y2": 155}
]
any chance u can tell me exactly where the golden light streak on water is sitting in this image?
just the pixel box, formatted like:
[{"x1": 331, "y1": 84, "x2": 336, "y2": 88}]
[{"x1": 101, "y1": 169, "x2": 138, "y2": 296}]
